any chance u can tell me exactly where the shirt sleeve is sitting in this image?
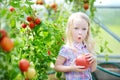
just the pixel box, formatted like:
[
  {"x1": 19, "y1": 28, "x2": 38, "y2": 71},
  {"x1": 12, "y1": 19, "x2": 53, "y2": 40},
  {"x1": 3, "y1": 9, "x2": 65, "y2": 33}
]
[{"x1": 59, "y1": 46, "x2": 69, "y2": 59}]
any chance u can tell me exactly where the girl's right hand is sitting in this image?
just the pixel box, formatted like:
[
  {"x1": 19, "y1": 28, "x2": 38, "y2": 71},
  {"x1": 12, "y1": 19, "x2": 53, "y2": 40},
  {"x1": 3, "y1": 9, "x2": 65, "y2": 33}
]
[{"x1": 70, "y1": 60, "x2": 87, "y2": 72}]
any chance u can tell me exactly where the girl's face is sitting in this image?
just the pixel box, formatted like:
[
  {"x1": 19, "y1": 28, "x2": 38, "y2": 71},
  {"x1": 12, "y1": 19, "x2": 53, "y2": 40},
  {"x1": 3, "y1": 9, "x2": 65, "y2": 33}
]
[{"x1": 71, "y1": 18, "x2": 88, "y2": 43}]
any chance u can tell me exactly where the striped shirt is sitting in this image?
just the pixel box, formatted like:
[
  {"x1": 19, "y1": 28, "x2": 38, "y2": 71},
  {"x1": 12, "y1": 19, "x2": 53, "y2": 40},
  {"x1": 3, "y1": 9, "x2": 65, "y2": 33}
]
[{"x1": 59, "y1": 42, "x2": 92, "y2": 80}]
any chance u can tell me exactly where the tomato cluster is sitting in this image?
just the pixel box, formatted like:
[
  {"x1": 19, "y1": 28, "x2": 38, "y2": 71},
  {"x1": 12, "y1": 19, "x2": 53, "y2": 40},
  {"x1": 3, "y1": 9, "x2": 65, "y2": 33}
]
[
  {"x1": 22, "y1": 16, "x2": 41, "y2": 29},
  {"x1": 35, "y1": 0, "x2": 58, "y2": 12}
]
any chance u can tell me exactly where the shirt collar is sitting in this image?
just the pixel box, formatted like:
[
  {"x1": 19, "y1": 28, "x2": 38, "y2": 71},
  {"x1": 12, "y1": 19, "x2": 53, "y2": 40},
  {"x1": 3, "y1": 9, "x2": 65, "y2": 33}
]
[{"x1": 73, "y1": 41, "x2": 86, "y2": 50}]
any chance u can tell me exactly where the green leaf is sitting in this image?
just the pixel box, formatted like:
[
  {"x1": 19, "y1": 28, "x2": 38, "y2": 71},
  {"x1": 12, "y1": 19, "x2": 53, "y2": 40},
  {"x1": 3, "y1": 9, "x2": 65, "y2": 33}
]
[
  {"x1": 100, "y1": 46, "x2": 104, "y2": 53},
  {"x1": 9, "y1": 19, "x2": 16, "y2": 28},
  {"x1": 56, "y1": 72, "x2": 62, "y2": 78},
  {"x1": 106, "y1": 47, "x2": 113, "y2": 53},
  {"x1": 105, "y1": 54, "x2": 109, "y2": 61},
  {"x1": 104, "y1": 41, "x2": 108, "y2": 47}
]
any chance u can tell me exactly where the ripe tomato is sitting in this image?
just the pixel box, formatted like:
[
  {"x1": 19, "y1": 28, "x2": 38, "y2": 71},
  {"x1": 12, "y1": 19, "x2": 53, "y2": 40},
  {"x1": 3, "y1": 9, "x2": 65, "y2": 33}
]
[
  {"x1": 83, "y1": 3, "x2": 89, "y2": 10},
  {"x1": 9, "y1": 6, "x2": 15, "y2": 12},
  {"x1": 35, "y1": 18, "x2": 41, "y2": 25},
  {"x1": 21, "y1": 23, "x2": 27, "y2": 28},
  {"x1": 36, "y1": 0, "x2": 44, "y2": 5},
  {"x1": 51, "y1": 3, "x2": 57, "y2": 11},
  {"x1": 0, "y1": 37, "x2": 14, "y2": 52},
  {"x1": 47, "y1": 50, "x2": 51, "y2": 55},
  {"x1": 75, "y1": 54, "x2": 90, "y2": 69},
  {"x1": 25, "y1": 67, "x2": 36, "y2": 79},
  {"x1": 27, "y1": 16, "x2": 33, "y2": 22},
  {"x1": 29, "y1": 22, "x2": 35, "y2": 29},
  {"x1": 0, "y1": 30, "x2": 7, "y2": 41},
  {"x1": 51, "y1": 3, "x2": 57, "y2": 9},
  {"x1": 19, "y1": 59, "x2": 30, "y2": 72}
]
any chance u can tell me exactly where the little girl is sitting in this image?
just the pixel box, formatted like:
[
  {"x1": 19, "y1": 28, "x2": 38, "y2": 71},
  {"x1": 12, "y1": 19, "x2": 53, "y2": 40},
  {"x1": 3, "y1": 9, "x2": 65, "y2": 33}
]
[{"x1": 54, "y1": 12, "x2": 97, "y2": 80}]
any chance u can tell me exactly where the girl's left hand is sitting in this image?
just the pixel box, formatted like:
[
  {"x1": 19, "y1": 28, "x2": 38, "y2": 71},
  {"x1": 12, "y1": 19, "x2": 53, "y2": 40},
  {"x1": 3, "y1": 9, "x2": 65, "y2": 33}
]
[{"x1": 85, "y1": 54, "x2": 96, "y2": 64}]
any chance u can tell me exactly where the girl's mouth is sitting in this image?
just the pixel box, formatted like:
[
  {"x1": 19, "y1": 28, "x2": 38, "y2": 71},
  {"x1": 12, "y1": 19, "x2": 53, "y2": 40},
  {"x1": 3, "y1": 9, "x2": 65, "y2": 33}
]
[{"x1": 78, "y1": 37, "x2": 81, "y2": 40}]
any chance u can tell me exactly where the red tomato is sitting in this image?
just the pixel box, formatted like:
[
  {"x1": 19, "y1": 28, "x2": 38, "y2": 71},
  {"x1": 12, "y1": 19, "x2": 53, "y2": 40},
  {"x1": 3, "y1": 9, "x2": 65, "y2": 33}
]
[
  {"x1": 0, "y1": 37, "x2": 14, "y2": 52},
  {"x1": 29, "y1": 22, "x2": 35, "y2": 29},
  {"x1": 75, "y1": 54, "x2": 90, "y2": 69},
  {"x1": 25, "y1": 67, "x2": 36, "y2": 79},
  {"x1": 47, "y1": 50, "x2": 51, "y2": 55},
  {"x1": 84, "y1": 3, "x2": 89, "y2": 10},
  {"x1": 19, "y1": 59, "x2": 30, "y2": 72},
  {"x1": 22, "y1": 23, "x2": 27, "y2": 28},
  {"x1": 50, "y1": 3, "x2": 57, "y2": 11},
  {"x1": 27, "y1": 16, "x2": 33, "y2": 22},
  {"x1": 0, "y1": 30, "x2": 7, "y2": 41},
  {"x1": 51, "y1": 3, "x2": 57, "y2": 9},
  {"x1": 36, "y1": 0, "x2": 44, "y2": 5},
  {"x1": 9, "y1": 6, "x2": 15, "y2": 12},
  {"x1": 35, "y1": 18, "x2": 41, "y2": 25}
]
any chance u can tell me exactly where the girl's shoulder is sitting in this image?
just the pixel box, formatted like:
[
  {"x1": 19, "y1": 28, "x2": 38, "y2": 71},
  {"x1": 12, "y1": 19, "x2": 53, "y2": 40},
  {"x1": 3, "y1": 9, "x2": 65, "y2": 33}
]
[
  {"x1": 59, "y1": 45, "x2": 72, "y2": 53},
  {"x1": 59, "y1": 45, "x2": 73, "y2": 58},
  {"x1": 60, "y1": 45, "x2": 71, "y2": 50}
]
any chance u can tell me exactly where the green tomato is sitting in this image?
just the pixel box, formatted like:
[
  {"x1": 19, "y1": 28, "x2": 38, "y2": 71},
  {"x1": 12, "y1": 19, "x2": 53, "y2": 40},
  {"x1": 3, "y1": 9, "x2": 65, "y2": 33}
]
[{"x1": 25, "y1": 67, "x2": 36, "y2": 79}]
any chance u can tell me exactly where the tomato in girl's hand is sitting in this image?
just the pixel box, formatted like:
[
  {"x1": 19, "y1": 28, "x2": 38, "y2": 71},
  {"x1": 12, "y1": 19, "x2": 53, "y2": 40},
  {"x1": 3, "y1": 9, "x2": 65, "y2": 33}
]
[{"x1": 75, "y1": 54, "x2": 90, "y2": 69}]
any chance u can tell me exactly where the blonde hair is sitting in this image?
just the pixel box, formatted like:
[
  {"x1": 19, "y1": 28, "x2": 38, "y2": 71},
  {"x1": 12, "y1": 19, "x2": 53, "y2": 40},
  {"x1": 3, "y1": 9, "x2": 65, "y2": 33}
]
[{"x1": 65, "y1": 12, "x2": 95, "y2": 53}]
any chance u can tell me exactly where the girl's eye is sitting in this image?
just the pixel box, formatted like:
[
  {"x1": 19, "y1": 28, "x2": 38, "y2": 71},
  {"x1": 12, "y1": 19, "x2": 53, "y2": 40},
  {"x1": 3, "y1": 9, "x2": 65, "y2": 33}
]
[
  {"x1": 74, "y1": 27, "x2": 79, "y2": 29},
  {"x1": 82, "y1": 28, "x2": 86, "y2": 30}
]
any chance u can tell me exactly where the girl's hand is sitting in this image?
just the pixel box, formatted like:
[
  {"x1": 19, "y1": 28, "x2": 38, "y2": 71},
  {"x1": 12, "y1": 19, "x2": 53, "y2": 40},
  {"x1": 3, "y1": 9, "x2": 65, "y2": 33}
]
[
  {"x1": 70, "y1": 60, "x2": 87, "y2": 72},
  {"x1": 85, "y1": 53, "x2": 96, "y2": 64}
]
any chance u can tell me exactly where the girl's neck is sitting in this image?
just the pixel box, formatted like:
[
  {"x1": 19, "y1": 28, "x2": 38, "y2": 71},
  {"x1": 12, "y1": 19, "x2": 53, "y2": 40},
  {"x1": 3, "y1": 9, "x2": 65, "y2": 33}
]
[{"x1": 74, "y1": 41, "x2": 84, "y2": 45}]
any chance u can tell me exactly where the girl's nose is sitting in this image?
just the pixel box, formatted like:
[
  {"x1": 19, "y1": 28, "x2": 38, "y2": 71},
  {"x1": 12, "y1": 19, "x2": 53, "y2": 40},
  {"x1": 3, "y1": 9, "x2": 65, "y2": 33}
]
[{"x1": 78, "y1": 30, "x2": 82, "y2": 35}]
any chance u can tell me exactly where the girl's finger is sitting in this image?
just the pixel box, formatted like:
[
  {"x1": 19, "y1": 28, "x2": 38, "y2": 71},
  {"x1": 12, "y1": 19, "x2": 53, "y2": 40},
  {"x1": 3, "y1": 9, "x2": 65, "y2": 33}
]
[{"x1": 77, "y1": 66, "x2": 85, "y2": 69}]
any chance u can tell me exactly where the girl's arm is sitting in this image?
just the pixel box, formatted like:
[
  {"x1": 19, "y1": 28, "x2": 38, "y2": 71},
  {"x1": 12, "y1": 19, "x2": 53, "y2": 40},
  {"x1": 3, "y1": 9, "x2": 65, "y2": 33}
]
[
  {"x1": 54, "y1": 55, "x2": 87, "y2": 72},
  {"x1": 54, "y1": 55, "x2": 71, "y2": 72}
]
